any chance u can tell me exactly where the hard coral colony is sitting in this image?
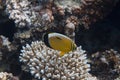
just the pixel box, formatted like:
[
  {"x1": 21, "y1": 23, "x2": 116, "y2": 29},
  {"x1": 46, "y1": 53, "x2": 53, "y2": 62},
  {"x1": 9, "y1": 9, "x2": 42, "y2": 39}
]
[
  {"x1": 5, "y1": 0, "x2": 118, "y2": 40},
  {"x1": 0, "y1": 72, "x2": 18, "y2": 80},
  {"x1": 19, "y1": 41, "x2": 97, "y2": 80}
]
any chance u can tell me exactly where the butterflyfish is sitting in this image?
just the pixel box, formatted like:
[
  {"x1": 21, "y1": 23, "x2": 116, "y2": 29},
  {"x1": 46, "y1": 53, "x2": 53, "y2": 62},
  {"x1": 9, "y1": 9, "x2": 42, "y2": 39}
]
[{"x1": 43, "y1": 32, "x2": 77, "y2": 56}]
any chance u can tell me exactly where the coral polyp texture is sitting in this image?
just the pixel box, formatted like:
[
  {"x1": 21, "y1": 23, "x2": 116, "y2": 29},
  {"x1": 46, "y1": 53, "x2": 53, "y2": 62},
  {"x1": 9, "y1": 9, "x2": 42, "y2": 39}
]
[
  {"x1": 0, "y1": 72, "x2": 18, "y2": 80},
  {"x1": 19, "y1": 41, "x2": 97, "y2": 80},
  {"x1": 54, "y1": 0, "x2": 118, "y2": 28},
  {"x1": 5, "y1": 0, "x2": 118, "y2": 42},
  {"x1": 5, "y1": 0, "x2": 118, "y2": 30},
  {"x1": 91, "y1": 49, "x2": 120, "y2": 80},
  {"x1": 5, "y1": 0, "x2": 38, "y2": 27}
]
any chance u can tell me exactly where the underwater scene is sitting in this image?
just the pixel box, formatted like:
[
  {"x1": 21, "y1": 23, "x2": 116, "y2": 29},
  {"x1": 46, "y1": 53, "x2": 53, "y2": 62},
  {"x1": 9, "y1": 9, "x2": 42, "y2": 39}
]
[{"x1": 0, "y1": 0, "x2": 120, "y2": 80}]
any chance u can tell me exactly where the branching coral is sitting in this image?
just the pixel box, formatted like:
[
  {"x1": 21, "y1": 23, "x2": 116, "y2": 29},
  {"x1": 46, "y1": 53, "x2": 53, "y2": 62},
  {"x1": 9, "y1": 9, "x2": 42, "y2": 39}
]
[
  {"x1": 0, "y1": 1, "x2": 119, "y2": 80},
  {"x1": 0, "y1": 72, "x2": 12, "y2": 80},
  {"x1": 90, "y1": 49, "x2": 120, "y2": 80},
  {"x1": 54, "y1": 0, "x2": 80, "y2": 12},
  {"x1": 5, "y1": 0, "x2": 118, "y2": 41},
  {"x1": 5, "y1": 0, "x2": 37, "y2": 27},
  {"x1": 19, "y1": 41, "x2": 97, "y2": 80},
  {"x1": 5, "y1": 0, "x2": 53, "y2": 28},
  {"x1": 0, "y1": 72, "x2": 19, "y2": 80},
  {"x1": 5, "y1": 0, "x2": 54, "y2": 41},
  {"x1": 65, "y1": 16, "x2": 79, "y2": 40},
  {"x1": 54, "y1": 0, "x2": 118, "y2": 28}
]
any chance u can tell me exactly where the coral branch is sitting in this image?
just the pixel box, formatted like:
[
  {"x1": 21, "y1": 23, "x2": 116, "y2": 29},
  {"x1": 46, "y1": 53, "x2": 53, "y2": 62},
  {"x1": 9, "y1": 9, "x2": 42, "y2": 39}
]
[{"x1": 19, "y1": 41, "x2": 97, "y2": 80}]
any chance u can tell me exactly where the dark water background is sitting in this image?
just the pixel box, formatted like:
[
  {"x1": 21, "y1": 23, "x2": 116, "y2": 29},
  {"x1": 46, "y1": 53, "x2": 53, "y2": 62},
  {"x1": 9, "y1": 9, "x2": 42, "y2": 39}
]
[{"x1": 76, "y1": 1, "x2": 120, "y2": 53}]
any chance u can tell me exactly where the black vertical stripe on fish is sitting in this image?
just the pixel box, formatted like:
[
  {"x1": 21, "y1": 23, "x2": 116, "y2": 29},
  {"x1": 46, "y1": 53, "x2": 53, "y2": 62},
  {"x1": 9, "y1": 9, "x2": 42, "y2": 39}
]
[{"x1": 43, "y1": 33, "x2": 52, "y2": 48}]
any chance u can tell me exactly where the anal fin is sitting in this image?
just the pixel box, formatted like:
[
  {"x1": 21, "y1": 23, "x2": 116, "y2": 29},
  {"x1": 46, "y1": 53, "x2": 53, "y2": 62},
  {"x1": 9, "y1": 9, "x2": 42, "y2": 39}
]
[{"x1": 59, "y1": 51, "x2": 65, "y2": 57}]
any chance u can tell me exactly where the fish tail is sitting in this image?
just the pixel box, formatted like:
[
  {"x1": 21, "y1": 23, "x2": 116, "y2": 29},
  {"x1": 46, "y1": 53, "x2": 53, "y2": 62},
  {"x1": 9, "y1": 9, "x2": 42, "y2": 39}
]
[{"x1": 59, "y1": 51, "x2": 65, "y2": 57}]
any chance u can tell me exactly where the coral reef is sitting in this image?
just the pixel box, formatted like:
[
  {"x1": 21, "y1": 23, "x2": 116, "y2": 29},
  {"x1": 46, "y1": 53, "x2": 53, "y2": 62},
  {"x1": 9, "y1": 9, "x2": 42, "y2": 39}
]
[
  {"x1": 65, "y1": 16, "x2": 79, "y2": 40},
  {"x1": 19, "y1": 41, "x2": 97, "y2": 80},
  {"x1": 0, "y1": 0, "x2": 119, "y2": 80},
  {"x1": 55, "y1": 0, "x2": 118, "y2": 27},
  {"x1": 5, "y1": 0, "x2": 53, "y2": 28},
  {"x1": 0, "y1": 72, "x2": 19, "y2": 80},
  {"x1": 5, "y1": 0, "x2": 37, "y2": 27},
  {"x1": 5, "y1": 0, "x2": 118, "y2": 41},
  {"x1": 90, "y1": 49, "x2": 120, "y2": 80}
]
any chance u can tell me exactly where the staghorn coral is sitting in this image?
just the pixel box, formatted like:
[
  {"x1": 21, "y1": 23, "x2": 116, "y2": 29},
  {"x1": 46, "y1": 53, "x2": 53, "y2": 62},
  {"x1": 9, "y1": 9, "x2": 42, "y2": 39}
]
[
  {"x1": 19, "y1": 41, "x2": 97, "y2": 80},
  {"x1": 90, "y1": 49, "x2": 120, "y2": 80},
  {"x1": 0, "y1": 72, "x2": 19, "y2": 80}
]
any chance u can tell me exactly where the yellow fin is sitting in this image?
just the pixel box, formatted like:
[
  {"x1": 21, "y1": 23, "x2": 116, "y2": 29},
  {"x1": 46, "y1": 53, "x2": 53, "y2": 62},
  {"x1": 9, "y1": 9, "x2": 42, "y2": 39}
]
[{"x1": 59, "y1": 51, "x2": 65, "y2": 57}]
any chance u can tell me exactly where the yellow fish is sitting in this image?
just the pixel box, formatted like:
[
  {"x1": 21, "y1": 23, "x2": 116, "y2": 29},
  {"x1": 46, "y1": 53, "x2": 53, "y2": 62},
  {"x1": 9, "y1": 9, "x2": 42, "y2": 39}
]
[{"x1": 43, "y1": 32, "x2": 77, "y2": 56}]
